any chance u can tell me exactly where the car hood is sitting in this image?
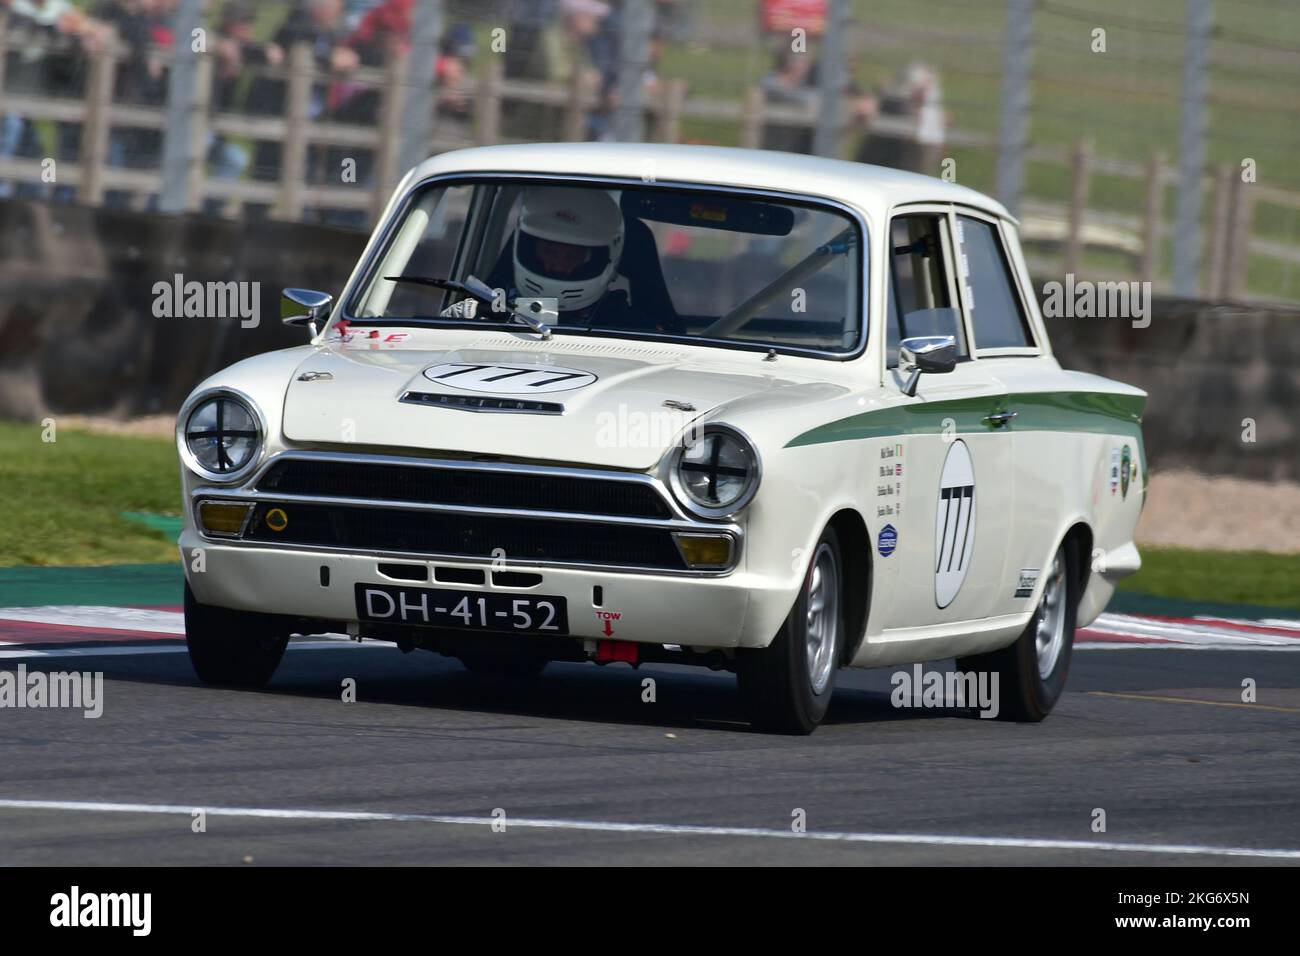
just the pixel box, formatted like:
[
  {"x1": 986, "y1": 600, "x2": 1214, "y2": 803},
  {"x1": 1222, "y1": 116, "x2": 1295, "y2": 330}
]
[{"x1": 281, "y1": 338, "x2": 827, "y2": 469}]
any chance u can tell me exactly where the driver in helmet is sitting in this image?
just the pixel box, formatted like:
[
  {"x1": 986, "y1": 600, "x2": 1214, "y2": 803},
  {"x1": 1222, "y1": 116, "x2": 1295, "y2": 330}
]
[
  {"x1": 511, "y1": 186, "x2": 628, "y2": 322},
  {"x1": 443, "y1": 187, "x2": 649, "y2": 327}
]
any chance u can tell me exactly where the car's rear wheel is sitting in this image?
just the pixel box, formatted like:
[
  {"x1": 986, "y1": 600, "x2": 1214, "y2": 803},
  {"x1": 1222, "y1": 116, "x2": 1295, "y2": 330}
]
[
  {"x1": 459, "y1": 653, "x2": 549, "y2": 679},
  {"x1": 736, "y1": 527, "x2": 843, "y2": 734},
  {"x1": 184, "y1": 582, "x2": 289, "y2": 686},
  {"x1": 956, "y1": 541, "x2": 1078, "y2": 721}
]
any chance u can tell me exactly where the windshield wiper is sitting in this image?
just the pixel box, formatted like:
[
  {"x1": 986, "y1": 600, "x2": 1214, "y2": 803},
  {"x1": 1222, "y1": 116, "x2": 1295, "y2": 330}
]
[
  {"x1": 383, "y1": 273, "x2": 496, "y2": 303},
  {"x1": 383, "y1": 274, "x2": 552, "y2": 339}
]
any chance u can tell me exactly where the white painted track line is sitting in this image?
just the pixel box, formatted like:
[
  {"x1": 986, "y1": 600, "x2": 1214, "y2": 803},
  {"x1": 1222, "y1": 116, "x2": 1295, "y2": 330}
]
[
  {"x1": 0, "y1": 798, "x2": 1297, "y2": 860},
  {"x1": 0, "y1": 638, "x2": 385, "y2": 660}
]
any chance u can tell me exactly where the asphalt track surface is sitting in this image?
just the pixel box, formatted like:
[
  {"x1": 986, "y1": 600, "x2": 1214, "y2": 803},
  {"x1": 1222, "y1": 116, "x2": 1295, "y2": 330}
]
[{"x1": 1, "y1": 631, "x2": 1298, "y2": 866}]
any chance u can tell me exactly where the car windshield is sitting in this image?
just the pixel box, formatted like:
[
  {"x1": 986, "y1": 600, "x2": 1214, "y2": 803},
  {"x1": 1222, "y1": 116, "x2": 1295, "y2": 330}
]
[{"x1": 348, "y1": 179, "x2": 865, "y2": 355}]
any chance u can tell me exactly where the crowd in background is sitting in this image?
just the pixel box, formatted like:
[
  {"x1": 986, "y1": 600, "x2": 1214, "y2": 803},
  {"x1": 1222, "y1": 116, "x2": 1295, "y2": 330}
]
[{"x1": 0, "y1": 0, "x2": 942, "y2": 219}]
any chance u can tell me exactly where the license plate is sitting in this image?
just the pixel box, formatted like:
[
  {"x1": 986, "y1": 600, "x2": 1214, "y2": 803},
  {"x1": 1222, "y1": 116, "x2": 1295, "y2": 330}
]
[{"x1": 355, "y1": 583, "x2": 569, "y2": 635}]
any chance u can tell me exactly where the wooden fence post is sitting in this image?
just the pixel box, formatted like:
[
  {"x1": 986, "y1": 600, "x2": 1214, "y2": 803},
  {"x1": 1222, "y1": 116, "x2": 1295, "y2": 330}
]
[
  {"x1": 1207, "y1": 164, "x2": 1235, "y2": 298},
  {"x1": 563, "y1": 65, "x2": 595, "y2": 142},
  {"x1": 80, "y1": 29, "x2": 119, "y2": 206},
  {"x1": 278, "y1": 42, "x2": 313, "y2": 221},
  {"x1": 1224, "y1": 171, "x2": 1255, "y2": 299},
  {"x1": 371, "y1": 47, "x2": 409, "y2": 223},
  {"x1": 1064, "y1": 138, "x2": 1093, "y2": 276},
  {"x1": 652, "y1": 78, "x2": 687, "y2": 144},
  {"x1": 740, "y1": 86, "x2": 764, "y2": 149},
  {"x1": 1141, "y1": 151, "x2": 1163, "y2": 287},
  {"x1": 476, "y1": 55, "x2": 503, "y2": 146}
]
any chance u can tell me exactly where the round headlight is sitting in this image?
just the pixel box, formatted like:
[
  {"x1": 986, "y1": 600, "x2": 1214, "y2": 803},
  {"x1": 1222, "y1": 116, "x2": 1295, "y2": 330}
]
[
  {"x1": 669, "y1": 425, "x2": 761, "y2": 519},
  {"x1": 181, "y1": 393, "x2": 263, "y2": 481}
]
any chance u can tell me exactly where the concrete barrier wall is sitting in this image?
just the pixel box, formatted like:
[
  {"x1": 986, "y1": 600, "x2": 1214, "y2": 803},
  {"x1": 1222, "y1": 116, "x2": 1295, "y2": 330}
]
[
  {"x1": 2, "y1": 199, "x2": 1297, "y2": 479},
  {"x1": 0, "y1": 199, "x2": 366, "y2": 420},
  {"x1": 1047, "y1": 299, "x2": 1300, "y2": 481}
]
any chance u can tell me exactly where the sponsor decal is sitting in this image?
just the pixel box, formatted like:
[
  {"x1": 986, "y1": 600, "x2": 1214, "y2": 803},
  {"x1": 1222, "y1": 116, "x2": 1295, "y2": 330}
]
[
  {"x1": 1120, "y1": 444, "x2": 1132, "y2": 499},
  {"x1": 876, "y1": 442, "x2": 904, "y2": 518},
  {"x1": 1014, "y1": 568, "x2": 1039, "y2": 599},
  {"x1": 422, "y1": 363, "x2": 597, "y2": 394},
  {"x1": 877, "y1": 523, "x2": 898, "y2": 557},
  {"x1": 935, "y1": 439, "x2": 975, "y2": 609},
  {"x1": 1109, "y1": 447, "x2": 1120, "y2": 495}
]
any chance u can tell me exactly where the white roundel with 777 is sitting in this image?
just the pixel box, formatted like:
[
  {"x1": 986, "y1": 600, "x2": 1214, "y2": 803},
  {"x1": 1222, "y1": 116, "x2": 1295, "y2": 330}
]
[{"x1": 935, "y1": 439, "x2": 976, "y2": 609}]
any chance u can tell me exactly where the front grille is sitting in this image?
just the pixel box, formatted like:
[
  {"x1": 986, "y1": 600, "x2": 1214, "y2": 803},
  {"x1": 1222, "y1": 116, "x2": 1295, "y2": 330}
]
[
  {"x1": 241, "y1": 501, "x2": 687, "y2": 570},
  {"x1": 258, "y1": 458, "x2": 672, "y2": 519}
]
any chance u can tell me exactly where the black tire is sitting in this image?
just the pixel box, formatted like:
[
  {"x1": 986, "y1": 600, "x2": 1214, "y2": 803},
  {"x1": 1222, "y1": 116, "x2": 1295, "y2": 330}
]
[
  {"x1": 736, "y1": 526, "x2": 844, "y2": 734},
  {"x1": 459, "y1": 653, "x2": 549, "y2": 679},
  {"x1": 956, "y1": 541, "x2": 1079, "y2": 721},
  {"x1": 184, "y1": 582, "x2": 289, "y2": 687}
]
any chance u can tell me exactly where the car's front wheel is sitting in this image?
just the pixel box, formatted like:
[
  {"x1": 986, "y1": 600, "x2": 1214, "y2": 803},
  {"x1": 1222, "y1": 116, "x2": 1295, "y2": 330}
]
[
  {"x1": 956, "y1": 541, "x2": 1079, "y2": 721},
  {"x1": 184, "y1": 582, "x2": 289, "y2": 686},
  {"x1": 736, "y1": 527, "x2": 844, "y2": 734}
]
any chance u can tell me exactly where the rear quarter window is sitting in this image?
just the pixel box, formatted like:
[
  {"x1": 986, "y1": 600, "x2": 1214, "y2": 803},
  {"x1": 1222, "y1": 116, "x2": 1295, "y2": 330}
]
[{"x1": 957, "y1": 216, "x2": 1034, "y2": 350}]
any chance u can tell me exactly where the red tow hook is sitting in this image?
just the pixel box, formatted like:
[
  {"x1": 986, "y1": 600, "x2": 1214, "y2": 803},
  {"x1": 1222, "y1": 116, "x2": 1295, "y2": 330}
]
[{"x1": 596, "y1": 641, "x2": 639, "y2": 664}]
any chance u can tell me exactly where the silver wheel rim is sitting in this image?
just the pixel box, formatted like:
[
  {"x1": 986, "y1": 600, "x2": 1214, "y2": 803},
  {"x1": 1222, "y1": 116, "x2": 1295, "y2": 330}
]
[
  {"x1": 805, "y1": 542, "x2": 840, "y2": 695},
  {"x1": 1035, "y1": 552, "x2": 1068, "y2": 680}
]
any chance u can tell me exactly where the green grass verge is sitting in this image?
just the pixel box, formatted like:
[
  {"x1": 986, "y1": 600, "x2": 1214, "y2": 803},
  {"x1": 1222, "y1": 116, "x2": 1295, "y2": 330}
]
[
  {"x1": 1120, "y1": 547, "x2": 1300, "y2": 611},
  {"x1": 0, "y1": 420, "x2": 181, "y2": 567}
]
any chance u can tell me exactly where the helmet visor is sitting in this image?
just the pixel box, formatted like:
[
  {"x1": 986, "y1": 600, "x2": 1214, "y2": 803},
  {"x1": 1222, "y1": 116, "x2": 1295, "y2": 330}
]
[{"x1": 517, "y1": 231, "x2": 611, "y2": 282}]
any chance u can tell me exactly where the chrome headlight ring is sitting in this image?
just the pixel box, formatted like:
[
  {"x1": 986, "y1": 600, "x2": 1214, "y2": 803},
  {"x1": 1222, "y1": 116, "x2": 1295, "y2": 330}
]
[
  {"x1": 177, "y1": 388, "x2": 266, "y2": 484},
  {"x1": 666, "y1": 423, "x2": 762, "y2": 520}
]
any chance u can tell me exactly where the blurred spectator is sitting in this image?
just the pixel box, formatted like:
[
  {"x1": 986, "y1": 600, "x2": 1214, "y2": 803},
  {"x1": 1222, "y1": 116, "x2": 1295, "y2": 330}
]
[
  {"x1": 580, "y1": 0, "x2": 617, "y2": 140},
  {"x1": 343, "y1": 0, "x2": 383, "y2": 31},
  {"x1": 436, "y1": 23, "x2": 475, "y2": 119},
  {"x1": 502, "y1": 0, "x2": 561, "y2": 82},
  {"x1": 94, "y1": 0, "x2": 173, "y2": 208},
  {"x1": 761, "y1": 47, "x2": 818, "y2": 153},
  {"x1": 857, "y1": 61, "x2": 947, "y2": 173},
  {"x1": 247, "y1": 0, "x2": 354, "y2": 187},
  {"x1": 1, "y1": 0, "x2": 107, "y2": 199},
  {"x1": 655, "y1": 0, "x2": 693, "y2": 44}
]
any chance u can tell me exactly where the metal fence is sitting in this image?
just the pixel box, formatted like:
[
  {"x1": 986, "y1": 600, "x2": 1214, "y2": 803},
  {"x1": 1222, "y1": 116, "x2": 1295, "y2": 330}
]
[{"x1": 2, "y1": 0, "x2": 1298, "y2": 303}]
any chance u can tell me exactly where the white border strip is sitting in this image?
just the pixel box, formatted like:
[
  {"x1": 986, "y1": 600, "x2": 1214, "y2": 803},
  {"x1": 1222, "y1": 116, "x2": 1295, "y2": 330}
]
[
  {"x1": 1077, "y1": 642, "x2": 1300, "y2": 652},
  {"x1": 0, "y1": 798, "x2": 1297, "y2": 860},
  {"x1": 0, "y1": 606, "x2": 185, "y2": 633}
]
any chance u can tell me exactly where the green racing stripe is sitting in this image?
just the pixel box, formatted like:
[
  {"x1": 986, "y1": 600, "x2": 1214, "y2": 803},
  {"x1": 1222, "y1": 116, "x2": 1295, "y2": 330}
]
[{"x1": 785, "y1": 390, "x2": 1145, "y2": 448}]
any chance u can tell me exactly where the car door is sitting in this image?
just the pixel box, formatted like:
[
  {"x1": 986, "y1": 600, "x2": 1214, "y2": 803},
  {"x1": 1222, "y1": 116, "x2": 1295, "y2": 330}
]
[
  {"x1": 953, "y1": 211, "x2": 1095, "y2": 619},
  {"x1": 947, "y1": 209, "x2": 1049, "y2": 618},
  {"x1": 874, "y1": 207, "x2": 1016, "y2": 632}
]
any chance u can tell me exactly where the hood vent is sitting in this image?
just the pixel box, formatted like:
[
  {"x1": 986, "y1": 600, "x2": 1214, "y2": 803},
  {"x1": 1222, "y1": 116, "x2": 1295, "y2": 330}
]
[{"x1": 401, "y1": 390, "x2": 564, "y2": 415}]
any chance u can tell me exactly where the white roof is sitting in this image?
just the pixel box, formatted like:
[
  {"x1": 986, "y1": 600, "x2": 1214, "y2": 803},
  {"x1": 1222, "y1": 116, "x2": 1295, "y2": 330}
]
[{"x1": 409, "y1": 142, "x2": 1012, "y2": 223}]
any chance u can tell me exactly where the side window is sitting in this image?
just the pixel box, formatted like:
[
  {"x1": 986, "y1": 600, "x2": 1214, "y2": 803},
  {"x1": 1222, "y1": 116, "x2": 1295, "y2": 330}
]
[
  {"x1": 956, "y1": 216, "x2": 1034, "y2": 349},
  {"x1": 886, "y1": 215, "x2": 968, "y2": 368}
]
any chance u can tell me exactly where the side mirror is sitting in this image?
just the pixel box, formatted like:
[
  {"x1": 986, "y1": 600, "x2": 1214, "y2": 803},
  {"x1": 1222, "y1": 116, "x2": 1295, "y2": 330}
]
[
  {"x1": 899, "y1": 335, "x2": 957, "y2": 397},
  {"x1": 281, "y1": 288, "x2": 333, "y2": 336}
]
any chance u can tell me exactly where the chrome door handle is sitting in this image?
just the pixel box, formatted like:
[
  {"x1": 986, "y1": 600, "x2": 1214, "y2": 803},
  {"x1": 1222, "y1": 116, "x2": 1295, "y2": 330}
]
[{"x1": 983, "y1": 410, "x2": 1018, "y2": 427}]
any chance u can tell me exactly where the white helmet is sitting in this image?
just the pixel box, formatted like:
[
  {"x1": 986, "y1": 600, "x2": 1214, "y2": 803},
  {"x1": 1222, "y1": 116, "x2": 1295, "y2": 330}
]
[{"x1": 513, "y1": 187, "x2": 624, "y2": 311}]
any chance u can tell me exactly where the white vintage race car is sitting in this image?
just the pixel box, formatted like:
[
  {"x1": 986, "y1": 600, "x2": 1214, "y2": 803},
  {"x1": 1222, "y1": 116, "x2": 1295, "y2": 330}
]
[{"x1": 177, "y1": 143, "x2": 1146, "y2": 733}]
